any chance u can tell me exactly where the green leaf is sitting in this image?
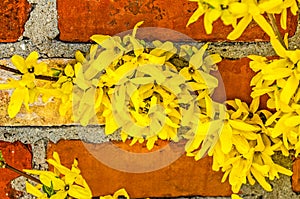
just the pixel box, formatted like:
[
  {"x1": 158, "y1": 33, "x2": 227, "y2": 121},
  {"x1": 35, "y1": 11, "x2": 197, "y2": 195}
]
[
  {"x1": 0, "y1": 151, "x2": 3, "y2": 161},
  {"x1": 51, "y1": 68, "x2": 62, "y2": 77},
  {"x1": 42, "y1": 181, "x2": 55, "y2": 197},
  {"x1": 0, "y1": 151, "x2": 5, "y2": 168}
]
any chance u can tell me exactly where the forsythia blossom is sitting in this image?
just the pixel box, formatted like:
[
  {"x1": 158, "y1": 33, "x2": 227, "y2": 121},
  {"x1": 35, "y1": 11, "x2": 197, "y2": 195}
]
[{"x1": 187, "y1": 0, "x2": 299, "y2": 40}]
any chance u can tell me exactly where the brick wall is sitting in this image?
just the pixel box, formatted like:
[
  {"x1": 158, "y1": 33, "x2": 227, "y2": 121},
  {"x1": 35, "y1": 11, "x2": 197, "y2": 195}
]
[{"x1": 0, "y1": 0, "x2": 300, "y2": 198}]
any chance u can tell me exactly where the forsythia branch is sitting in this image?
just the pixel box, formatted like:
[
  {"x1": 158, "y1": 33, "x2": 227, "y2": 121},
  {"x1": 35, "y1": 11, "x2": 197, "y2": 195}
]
[
  {"x1": 267, "y1": 13, "x2": 287, "y2": 49},
  {"x1": 0, "y1": 160, "x2": 41, "y2": 184},
  {"x1": 0, "y1": 64, "x2": 59, "y2": 82}
]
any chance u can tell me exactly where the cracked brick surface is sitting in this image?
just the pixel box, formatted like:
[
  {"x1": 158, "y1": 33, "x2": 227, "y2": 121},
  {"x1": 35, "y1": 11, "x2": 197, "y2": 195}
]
[
  {"x1": 0, "y1": 141, "x2": 32, "y2": 199},
  {"x1": 48, "y1": 140, "x2": 232, "y2": 197},
  {"x1": 57, "y1": 0, "x2": 297, "y2": 42},
  {"x1": 0, "y1": 0, "x2": 31, "y2": 42}
]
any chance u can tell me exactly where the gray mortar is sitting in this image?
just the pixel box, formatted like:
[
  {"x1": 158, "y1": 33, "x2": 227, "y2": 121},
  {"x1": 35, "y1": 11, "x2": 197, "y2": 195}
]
[{"x1": 0, "y1": 0, "x2": 300, "y2": 198}]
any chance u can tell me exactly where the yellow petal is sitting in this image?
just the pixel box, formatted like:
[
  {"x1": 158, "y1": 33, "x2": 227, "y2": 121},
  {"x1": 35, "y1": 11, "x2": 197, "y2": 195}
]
[
  {"x1": 11, "y1": 55, "x2": 27, "y2": 73},
  {"x1": 270, "y1": 37, "x2": 287, "y2": 57},
  {"x1": 284, "y1": 116, "x2": 300, "y2": 127},
  {"x1": 251, "y1": 172, "x2": 271, "y2": 192},
  {"x1": 227, "y1": 15, "x2": 252, "y2": 40},
  {"x1": 232, "y1": 134, "x2": 250, "y2": 154},
  {"x1": 90, "y1": 35, "x2": 111, "y2": 46},
  {"x1": 280, "y1": 8, "x2": 287, "y2": 30},
  {"x1": 64, "y1": 64, "x2": 75, "y2": 77},
  {"x1": 8, "y1": 87, "x2": 28, "y2": 118},
  {"x1": 75, "y1": 50, "x2": 86, "y2": 63},
  {"x1": 258, "y1": 0, "x2": 282, "y2": 11},
  {"x1": 274, "y1": 163, "x2": 293, "y2": 176},
  {"x1": 150, "y1": 41, "x2": 174, "y2": 57},
  {"x1": 250, "y1": 166, "x2": 272, "y2": 192},
  {"x1": 250, "y1": 97, "x2": 260, "y2": 113},
  {"x1": 40, "y1": 172, "x2": 65, "y2": 190},
  {"x1": 47, "y1": 159, "x2": 71, "y2": 176},
  {"x1": 26, "y1": 51, "x2": 39, "y2": 63},
  {"x1": 138, "y1": 65, "x2": 166, "y2": 84},
  {"x1": 186, "y1": 4, "x2": 204, "y2": 27},
  {"x1": 253, "y1": 14, "x2": 275, "y2": 38},
  {"x1": 132, "y1": 21, "x2": 144, "y2": 38},
  {"x1": 280, "y1": 74, "x2": 299, "y2": 104},
  {"x1": 146, "y1": 136, "x2": 157, "y2": 150},
  {"x1": 229, "y1": 120, "x2": 261, "y2": 132},
  {"x1": 220, "y1": 123, "x2": 233, "y2": 154},
  {"x1": 25, "y1": 182, "x2": 45, "y2": 198},
  {"x1": 68, "y1": 184, "x2": 93, "y2": 198},
  {"x1": 113, "y1": 188, "x2": 130, "y2": 199},
  {"x1": 262, "y1": 68, "x2": 292, "y2": 80},
  {"x1": 229, "y1": 2, "x2": 248, "y2": 16},
  {"x1": 204, "y1": 12, "x2": 213, "y2": 34},
  {"x1": 255, "y1": 134, "x2": 265, "y2": 152},
  {"x1": 105, "y1": 113, "x2": 120, "y2": 135},
  {"x1": 0, "y1": 83, "x2": 15, "y2": 90},
  {"x1": 265, "y1": 110, "x2": 281, "y2": 126},
  {"x1": 51, "y1": 191, "x2": 68, "y2": 199},
  {"x1": 204, "y1": 53, "x2": 222, "y2": 67}
]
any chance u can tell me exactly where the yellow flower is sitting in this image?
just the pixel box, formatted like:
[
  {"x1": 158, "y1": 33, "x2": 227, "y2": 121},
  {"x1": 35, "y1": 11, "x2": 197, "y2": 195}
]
[
  {"x1": 100, "y1": 188, "x2": 130, "y2": 199},
  {"x1": 187, "y1": 0, "x2": 249, "y2": 34},
  {"x1": 53, "y1": 64, "x2": 75, "y2": 94},
  {"x1": 179, "y1": 44, "x2": 220, "y2": 90},
  {"x1": 231, "y1": 194, "x2": 243, "y2": 199},
  {"x1": 249, "y1": 38, "x2": 300, "y2": 112},
  {"x1": 0, "y1": 52, "x2": 49, "y2": 118},
  {"x1": 24, "y1": 152, "x2": 92, "y2": 199},
  {"x1": 187, "y1": 0, "x2": 299, "y2": 40},
  {"x1": 11, "y1": 51, "x2": 48, "y2": 76},
  {"x1": 25, "y1": 182, "x2": 49, "y2": 199}
]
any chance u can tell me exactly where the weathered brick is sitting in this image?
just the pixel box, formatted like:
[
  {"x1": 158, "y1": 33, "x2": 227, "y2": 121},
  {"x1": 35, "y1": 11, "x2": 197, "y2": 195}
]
[
  {"x1": 213, "y1": 58, "x2": 255, "y2": 104},
  {"x1": 0, "y1": 141, "x2": 32, "y2": 199},
  {"x1": 212, "y1": 58, "x2": 269, "y2": 109},
  {"x1": 47, "y1": 140, "x2": 232, "y2": 197},
  {"x1": 292, "y1": 158, "x2": 300, "y2": 192},
  {"x1": 57, "y1": 0, "x2": 297, "y2": 42},
  {"x1": 0, "y1": 0, "x2": 31, "y2": 42}
]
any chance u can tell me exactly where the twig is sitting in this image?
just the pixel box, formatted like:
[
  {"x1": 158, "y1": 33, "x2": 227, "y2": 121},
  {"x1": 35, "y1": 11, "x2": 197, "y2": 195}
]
[
  {"x1": 0, "y1": 64, "x2": 59, "y2": 82},
  {"x1": 267, "y1": 13, "x2": 288, "y2": 49},
  {"x1": 0, "y1": 64, "x2": 22, "y2": 75},
  {"x1": 1, "y1": 160, "x2": 41, "y2": 184}
]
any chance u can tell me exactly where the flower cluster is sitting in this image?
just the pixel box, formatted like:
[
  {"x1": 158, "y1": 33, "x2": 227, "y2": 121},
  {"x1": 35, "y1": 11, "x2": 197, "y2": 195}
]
[
  {"x1": 24, "y1": 152, "x2": 92, "y2": 199},
  {"x1": 209, "y1": 99, "x2": 292, "y2": 193},
  {"x1": 249, "y1": 37, "x2": 300, "y2": 157},
  {"x1": 1, "y1": 19, "x2": 300, "y2": 198},
  {"x1": 0, "y1": 52, "x2": 78, "y2": 119},
  {"x1": 73, "y1": 22, "x2": 222, "y2": 150},
  {"x1": 187, "y1": 0, "x2": 299, "y2": 40},
  {"x1": 0, "y1": 51, "x2": 48, "y2": 118}
]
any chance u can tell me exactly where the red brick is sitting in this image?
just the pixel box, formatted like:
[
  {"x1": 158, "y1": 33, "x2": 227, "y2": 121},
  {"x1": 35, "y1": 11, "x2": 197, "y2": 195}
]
[
  {"x1": 47, "y1": 140, "x2": 232, "y2": 197},
  {"x1": 0, "y1": 0, "x2": 31, "y2": 42},
  {"x1": 0, "y1": 141, "x2": 32, "y2": 199},
  {"x1": 57, "y1": 0, "x2": 297, "y2": 42},
  {"x1": 212, "y1": 58, "x2": 269, "y2": 109},
  {"x1": 292, "y1": 158, "x2": 300, "y2": 192},
  {"x1": 213, "y1": 58, "x2": 255, "y2": 104}
]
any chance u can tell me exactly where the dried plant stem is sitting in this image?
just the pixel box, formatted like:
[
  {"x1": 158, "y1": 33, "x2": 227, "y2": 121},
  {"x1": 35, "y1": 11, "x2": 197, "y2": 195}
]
[
  {"x1": 1, "y1": 160, "x2": 41, "y2": 184},
  {"x1": 0, "y1": 64, "x2": 59, "y2": 82},
  {"x1": 267, "y1": 13, "x2": 287, "y2": 49}
]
